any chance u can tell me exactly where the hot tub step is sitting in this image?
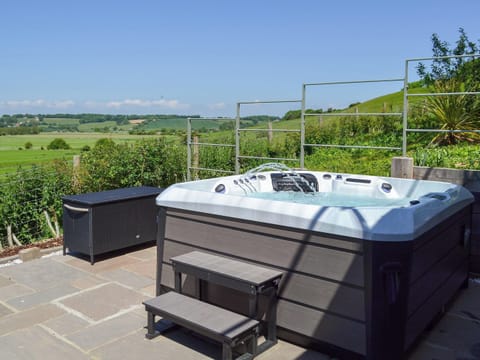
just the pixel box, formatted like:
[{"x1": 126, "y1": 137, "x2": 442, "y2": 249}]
[{"x1": 144, "y1": 291, "x2": 259, "y2": 360}]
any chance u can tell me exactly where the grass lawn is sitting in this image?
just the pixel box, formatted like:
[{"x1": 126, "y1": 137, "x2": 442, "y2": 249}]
[{"x1": 0, "y1": 133, "x2": 162, "y2": 176}]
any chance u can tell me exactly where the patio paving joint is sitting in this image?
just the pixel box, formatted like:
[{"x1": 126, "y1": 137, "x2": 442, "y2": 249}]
[{"x1": 38, "y1": 323, "x2": 90, "y2": 356}]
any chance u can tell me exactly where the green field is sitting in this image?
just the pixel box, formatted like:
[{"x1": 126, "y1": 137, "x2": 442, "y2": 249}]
[
  {"x1": 0, "y1": 133, "x2": 162, "y2": 175},
  {"x1": 41, "y1": 117, "x2": 80, "y2": 125}
]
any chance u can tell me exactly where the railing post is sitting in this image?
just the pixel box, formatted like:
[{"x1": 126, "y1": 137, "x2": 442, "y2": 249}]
[
  {"x1": 235, "y1": 103, "x2": 241, "y2": 174},
  {"x1": 300, "y1": 84, "x2": 306, "y2": 169},
  {"x1": 268, "y1": 121, "x2": 273, "y2": 143},
  {"x1": 391, "y1": 157, "x2": 413, "y2": 179},
  {"x1": 72, "y1": 155, "x2": 81, "y2": 190},
  {"x1": 193, "y1": 135, "x2": 199, "y2": 180}
]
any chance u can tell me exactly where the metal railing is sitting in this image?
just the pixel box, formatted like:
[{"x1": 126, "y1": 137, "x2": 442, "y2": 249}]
[
  {"x1": 186, "y1": 117, "x2": 236, "y2": 181},
  {"x1": 186, "y1": 54, "x2": 480, "y2": 177},
  {"x1": 301, "y1": 79, "x2": 404, "y2": 168},
  {"x1": 235, "y1": 99, "x2": 302, "y2": 172}
]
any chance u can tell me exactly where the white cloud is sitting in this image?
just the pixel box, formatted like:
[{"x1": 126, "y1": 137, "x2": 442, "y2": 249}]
[
  {"x1": 208, "y1": 102, "x2": 226, "y2": 110},
  {"x1": 104, "y1": 98, "x2": 189, "y2": 110},
  {"x1": 50, "y1": 100, "x2": 75, "y2": 109},
  {"x1": 0, "y1": 98, "x2": 189, "y2": 112},
  {"x1": 0, "y1": 99, "x2": 75, "y2": 109}
]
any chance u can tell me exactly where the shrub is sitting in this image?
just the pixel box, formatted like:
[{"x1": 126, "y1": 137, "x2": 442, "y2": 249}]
[
  {"x1": 79, "y1": 138, "x2": 187, "y2": 192},
  {"x1": 94, "y1": 138, "x2": 116, "y2": 148},
  {"x1": 25, "y1": 141, "x2": 33, "y2": 149},
  {"x1": 47, "y1": 138, "x2": 70, "y2": 150},
  {"x1": 0, "y1": 161, "x2": 73, "y2": 246}
]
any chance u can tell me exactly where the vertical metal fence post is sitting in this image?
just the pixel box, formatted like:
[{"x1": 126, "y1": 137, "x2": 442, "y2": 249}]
[
  {"x1": 402, "y1": 60, "x2": 409, "y2": 156},
  {"x1": 187, "y1": 118, "x2": 192, "y2": 181},
  {"x1": 235, "y1": 103, "x2": 241, "y2": 174},
  {"x1": 300, "y1": 84, "x2": 306, "y2": 169}
]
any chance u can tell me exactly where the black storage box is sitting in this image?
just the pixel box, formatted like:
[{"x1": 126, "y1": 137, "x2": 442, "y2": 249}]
[{"x1": 62, "y1": 186, "x2": 163, "y2": 264}]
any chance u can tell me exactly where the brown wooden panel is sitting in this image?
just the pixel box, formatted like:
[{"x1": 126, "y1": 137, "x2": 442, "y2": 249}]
[
  {"x1": 164, "y1": 214, "x2": 364, "y2": 286},
  {"x1": 410, "y1": 214, "x2": 468, "y2": 283},
  {"x1": 166, "y1": 209, "x2": 363, "y2": 252},
  {"x1": 408, "y1": 246, "x2": 468, "y2": 316},
  {"x1": 281, "y1": 272, "x2": 365, "y2": 322},
  {"x1": 412, "y1": 207, "x2": 470, "y2": 251},
  {"x1": 277, "y1": 299, "x2": 366, "y2": 356},
  {"x1": 472, "y1": 213, "x2": 480, "y2": 232},
  {"x1": 404, "y1": 262, "x2": 468, "y2": 350},
  {"x1": 160, "y1": 262, "x2": 198, "y2": 296},
  {"x1": 162, "y1": 240, "x2": 365, "y2": 322}
]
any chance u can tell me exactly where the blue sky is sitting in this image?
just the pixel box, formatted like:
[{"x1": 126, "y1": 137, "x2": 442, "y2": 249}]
[{"x1": 1, "y1": 0, "x2": 478, "y2": 117}]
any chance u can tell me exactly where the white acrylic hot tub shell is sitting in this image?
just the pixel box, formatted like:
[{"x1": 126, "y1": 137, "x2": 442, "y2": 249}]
[{"x1": 156, "y1": 172, "x2": 474, "y2": 241}]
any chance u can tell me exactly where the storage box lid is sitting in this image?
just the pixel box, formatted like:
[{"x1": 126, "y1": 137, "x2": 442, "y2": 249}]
[{"x1": 62, "y1": 186, "x2": 163, "y2": 206}]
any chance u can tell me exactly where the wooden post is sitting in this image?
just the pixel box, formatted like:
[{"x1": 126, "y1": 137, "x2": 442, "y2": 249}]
[
  {"x1": 391, "y1": 157, "x2": 413, "y2": 179},
  {"x1": 193, "y1": 135, "x2": 199, "y2": 179},
  {"x1": 268, "y1": 121, "x2": 273, "y2": 143},
  {"x1": 73, "y1": 155, "x2": 80, "y2": 169},
  {"x1": 72, "y1": 155, "x2": 80, "y2": 190},
  {"x1": 355, "y1": 106, "x2": 359, "y2": 121}
]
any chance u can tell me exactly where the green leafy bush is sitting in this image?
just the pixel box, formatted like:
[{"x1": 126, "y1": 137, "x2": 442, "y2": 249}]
[
  {"x1": 79, "y1": 137, "x2": 186, "y2": 192},
  {"x1": 0, "y1": 161, "x2": 73, "y2": 246},
  {"x1": 47, "y1": 138, "x2": 70, "y2": 150}
]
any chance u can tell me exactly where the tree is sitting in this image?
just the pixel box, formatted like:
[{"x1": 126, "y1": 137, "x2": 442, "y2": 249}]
[
  {"x1": 416, "y1": 28, "x2": 480, "y2": 145},
  {"x1": 417, "y1": 28, "x2": 479, "y2": 86},
  {"x1": 47, "y1": 138, "x2": 70, "y2": 150}
]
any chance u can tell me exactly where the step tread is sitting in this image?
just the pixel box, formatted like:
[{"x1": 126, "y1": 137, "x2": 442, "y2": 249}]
[
  {"x1": 171, "y1": 251, "x2": 283, "y2": 286},
  {"x1": 144, "y1": 292, "x2": 259, "y2": 341}
]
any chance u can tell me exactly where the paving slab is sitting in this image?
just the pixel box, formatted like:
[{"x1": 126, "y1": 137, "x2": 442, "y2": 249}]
[
  {"x1": 0, "y1": 303, "x2": 64, "y2": 336},
  {"x1": 256, "y1": 339, "x2": 330, "y2": 360},
  {"x1": 66, "y1": 311, "x2": 145, "y2": 352},
  {"x1": 122, "y1": 258, "x2": 156, "y2": 279},
  {"x1": 7, "y1": 283, "x2": 78, "y2": 310},
  {"x1": 0, "y1": 302, "x2": 13, "y2": 318},
  {"x1": 92, "y1": 327, "x2": 220, "y2": 360},
  {"x1": 0, "y1": 283, "x2": 35, "y2": 302},
  {"x1": 140, "y1": 283, "x2": 156, "y2": 297},
  {"x1": 448, "y1": 280, "x2": 480, "y2": 321},
  {"x1": 0, "y1": 258, "x2": 86, "y2": 291},
  {"x1": 0, "y1": 274, "x2": 14, "y2": 287},
  {"x1": 408, "y1": 342, "x2": 455, "y2": 360},
  {"x1": 58, "y1": 282, "x2": 146, "y2": 321},
  {"x1": 126, "y1": 245, "x2": 156, "y2": 261},
  {"x1": 70, "y1": 275, "x2": 108, "y2": 290},
  {"x1": 99, "y1": 268, "x2": 154, "y2": 289},
  {"x1": 0, "y1": 325, "x2": 89, "y2": 360},
  {"x1": 42, "y1": 313, "x2": 90, "y2": 336},
  {"x1": 64, "y1": 254, "x2": 139, "y2": 274},
  {"x1": 422, "y1": 313, "x2": 480, "y2": 359}
]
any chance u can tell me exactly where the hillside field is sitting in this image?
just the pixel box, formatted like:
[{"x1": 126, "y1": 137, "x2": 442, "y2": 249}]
[{"x1": 0, "y1": 133, "x2": 163, "y2": 175}]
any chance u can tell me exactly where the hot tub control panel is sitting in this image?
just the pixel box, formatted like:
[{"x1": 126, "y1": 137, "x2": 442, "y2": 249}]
[{"x1": 270, "y1": 172, "x2": 318, "y2": 192}]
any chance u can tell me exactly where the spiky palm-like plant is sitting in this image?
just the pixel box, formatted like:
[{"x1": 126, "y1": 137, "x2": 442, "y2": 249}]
[{"x1": 426, "y1": 79, "x2": 480, "y2": 145}]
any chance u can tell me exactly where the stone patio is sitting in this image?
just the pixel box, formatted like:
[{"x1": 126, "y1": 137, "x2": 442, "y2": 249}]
[{"x1": 1, "y1": 245, "x2": 479, "y2": 359}]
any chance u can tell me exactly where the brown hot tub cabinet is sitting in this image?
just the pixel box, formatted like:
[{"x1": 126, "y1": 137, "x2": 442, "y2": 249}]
[{"x1": 154, "y1": 206, "x2": 471, "y2": 360}]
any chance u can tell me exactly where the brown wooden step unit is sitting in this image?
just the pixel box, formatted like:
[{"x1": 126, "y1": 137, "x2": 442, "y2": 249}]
[{"x1": 144, "y1": 291, "x2": 259, "y2": 360}]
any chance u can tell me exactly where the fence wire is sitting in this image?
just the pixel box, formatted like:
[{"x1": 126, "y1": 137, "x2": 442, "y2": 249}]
[{"x1": 0, "y1": 163, "x2": 73, "y2": 249}]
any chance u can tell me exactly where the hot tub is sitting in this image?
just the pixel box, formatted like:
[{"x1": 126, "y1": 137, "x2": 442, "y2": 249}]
[{"x1": 154, "y1": 168, "x2": 473, "y2": 360}]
